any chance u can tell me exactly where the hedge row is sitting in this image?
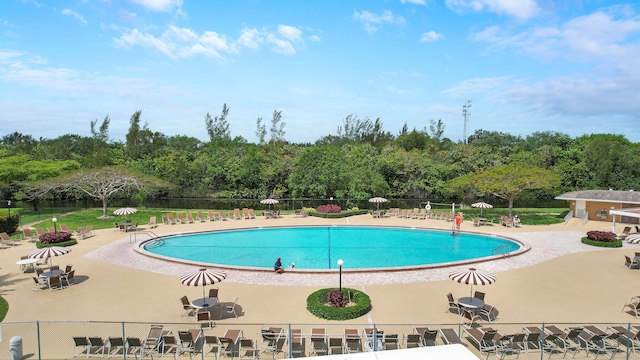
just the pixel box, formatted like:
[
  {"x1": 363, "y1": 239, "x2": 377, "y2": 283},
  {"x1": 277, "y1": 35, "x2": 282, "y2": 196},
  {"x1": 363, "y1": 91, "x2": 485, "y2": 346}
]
[
  {"x1": 35, "y1": 239, "x2": 78, "y2": 249},
  {"x1": 0, "y1": 214, "x2": 20, "y2": 235},
  {"x1": 308, "y1": 210, "x2": 369, "y2": 219},
  {"x1": 306, "y1": 288, "x2": 371, "y2": 320},
  {"x1": 581, "y1": 237, "x2": 623, "y2": 248}
]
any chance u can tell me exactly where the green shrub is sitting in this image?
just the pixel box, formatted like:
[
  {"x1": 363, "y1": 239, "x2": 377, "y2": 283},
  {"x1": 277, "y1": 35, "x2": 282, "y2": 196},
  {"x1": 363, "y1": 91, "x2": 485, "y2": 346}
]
[
  {"x1": 0, "y1": 296, "x2": 7, "y2": 322},
  {"x1": 36, "y1": 239, "x2": 78, "y2": 249},
  {"x1": 307, "y1": 288, "x2": 371, "y2": 320},
  {"x1": 581, "y1": 237, "x2": 622, "y2": 248},
  {"x1": 0, "y1": 213, "x2": 20, "y2": 235}
]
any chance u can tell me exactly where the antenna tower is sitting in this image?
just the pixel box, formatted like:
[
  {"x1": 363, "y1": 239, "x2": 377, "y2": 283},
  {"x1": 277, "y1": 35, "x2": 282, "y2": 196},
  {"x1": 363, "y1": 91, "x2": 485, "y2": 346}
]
[{"x1": 462, "y1": 100, "x2": 472, "y2": 144}]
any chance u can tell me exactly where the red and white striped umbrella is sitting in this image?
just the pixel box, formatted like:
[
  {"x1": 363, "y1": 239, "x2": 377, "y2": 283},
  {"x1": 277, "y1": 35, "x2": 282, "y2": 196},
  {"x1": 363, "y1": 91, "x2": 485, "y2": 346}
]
[
  {"x1": 180, "y1": 268, "x2": 227, "y2": 300},
  {"x1": 368, "y1": 197, "x2": 388, "y2": 210},
  {"x1": 448, "y1": 267, "x2": 496, "y2": 298},
  {"x1": 113, "y1": 207, "x2": 137, "y2": 216},
  {"x1": 471, "y1": 202, "x2": 493, "y2": 216},
  {"x1": 28, "y1": 246, "x2": 71, "y2": 267}
]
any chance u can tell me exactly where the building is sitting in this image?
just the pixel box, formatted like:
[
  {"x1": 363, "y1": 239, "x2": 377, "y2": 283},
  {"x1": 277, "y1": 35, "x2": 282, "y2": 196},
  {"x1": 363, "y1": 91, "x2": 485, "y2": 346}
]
[{"x1": 555, "y1": 189, "x2": 640, "y2": 226}]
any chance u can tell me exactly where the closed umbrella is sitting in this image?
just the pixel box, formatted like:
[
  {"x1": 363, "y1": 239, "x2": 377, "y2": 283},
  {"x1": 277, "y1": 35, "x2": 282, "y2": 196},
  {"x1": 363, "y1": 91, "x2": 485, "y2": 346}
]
[
  {"x1": 448, "y1": 267, "x2": 496, "y2": 298},
  {"x1": 471, "y1": 202, "x2": 493, "y2": 216},
  {"x1": 28, "y1": 246, "x2": 71, "y2": 268},
  {"x1": 368, "y1": 197, "x2": 388, "y2": 210},
  {"x1": 180, "y1": 268, "x2": 227, "y2": 304}
]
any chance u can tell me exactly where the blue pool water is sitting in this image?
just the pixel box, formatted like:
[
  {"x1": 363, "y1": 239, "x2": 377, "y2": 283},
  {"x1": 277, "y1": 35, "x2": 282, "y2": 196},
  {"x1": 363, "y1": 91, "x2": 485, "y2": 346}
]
[{"x1": 143, "y1": 226, "x2": 520, "y2": 270}]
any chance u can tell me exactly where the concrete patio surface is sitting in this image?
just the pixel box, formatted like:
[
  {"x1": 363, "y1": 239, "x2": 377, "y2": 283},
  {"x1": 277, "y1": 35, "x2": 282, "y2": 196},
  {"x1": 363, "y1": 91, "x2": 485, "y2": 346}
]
[{"x1": 1, "y1": 213, "x2": 638, "y2": 326}]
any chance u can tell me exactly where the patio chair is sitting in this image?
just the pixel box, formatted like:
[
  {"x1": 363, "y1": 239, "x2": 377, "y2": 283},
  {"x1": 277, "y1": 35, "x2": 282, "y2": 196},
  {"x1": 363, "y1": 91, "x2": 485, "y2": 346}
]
[
  {"x1": 623, "y1": 300, "x2": 640, "y2": 318},
  {"x1": 176, "y1": 212, "x2": 186, "y2": 224},
  {"x1": 180, "y1": 295, "x2": 194, "y2": 316},
  {"x1": 81, "y1": 225, "x2": 94, "y2": 239},
  {"x1": 625, "y1": 256, "x2": 640, "y2": 269},
  {"x1": 474, "y1": 291, "x2": 486, "y2": 301},
  {"x1": 196, "y1": 211, "x2": 206, "y2": 222},
  {"x1": 207, "y1": 210, "x2": 216, "y2": 221},
  {"x1": 141, "y1": 325, "x2": 164, "y2": 358},
  {"x1": 204, "y1": 335, "x2": 222, "y2": 359},
  {"x1": 608, "y1": 326, "x2": 640, "y2": 355},
  {"x1": 248, "y1": 209, "x2": 257, "y2": 219},
  {"x1": 177, "y1": 331, "x2": 196, "y2": 359},
  {"x1": 480, "y1": 304, "x2": 498, "y2": 323},
  {"x1": 619, "y1": 226, "x2": 633, "y2": 240},
  {"x1": 446, "y1": 292, "x2": 462, "y2": 315},
  {"x1": 35, "y1": 228, "x2": 46, "y2": 236},
  {"x1": 233, "y1": 208, "x2": 242, "y2": 220},
  {"x1": 48, "y1": 275, "x2": 63, "y2": 291},
  {"x1": 22, "y1": 228, "x2": 38, "y2": 242},
  {"x1": 62, "y1": 270, "x2": 76, "y2": 287},
  {"x1": 0, "y1": 232, "x2": 20, "y2": 246},
  {"x1": 47, "y1": 227, "x2": 55, "y2": 234},
  {"x1": 196, "y1": 310, "x2": 213, "y2": 328},
  {"x1": 147, "y1": 216, "x2": 157, "y2": 228},
  {"x1": 223, "y1": 297, "x2": 239, "y2": 318},
  {"x1": 578, "y1": 329, "x2": 617, "y2": 359},
  {"x1": 328, "y1": 337, "x2": 343, "y2": 355},
  {"x1": 344, "y1": 329, "x2": 361, "y2": 353},
  {"x1": 461, "y1": 307, "x2": 482, "y2": 326},
  {"x1": 498, "y1": 333, "x2": 525, "y2": 359},
  {"x1": 243, "y1": 208, "x2": 250, "y2": 219},
  {"x1": 125, "y1": 337, "x2": 142, "y2": 359},
  {"x1": 260, "y1": 328, "x2": 282, "y2": 359},
  {"x1": 219, "y1": 336, "x2": 239, "y2": 359},
  {"x1": 294, "y1": 208, "x2": 308, "y2": 217},
  {"x1": 546, "y1": 326, "x2": 581, "y2": 358},
  {"x1": 167, "y1": 213, "x2": 177, "y2": 225},
  {"x1": 31, "y1": 276, "x2": 47, "y2": 291},
  {"x1": 160, "y1": 334, "x2": 178, "y2": 358},
  {"x1": 287, "y1": 329, "x2": 304, "y2": 357},
  {"x1": 59, "y1": 224, "x2": 71, "y2": 232},
  {"x1": 208, "y1": 288, "x2": 219, "y2": 299},
  {"x1": 239, "y1": 338, "x2": 259, "y2": 359},
  {"x1": 523, "y1": 328, "x2": 542, "y2": 352}
]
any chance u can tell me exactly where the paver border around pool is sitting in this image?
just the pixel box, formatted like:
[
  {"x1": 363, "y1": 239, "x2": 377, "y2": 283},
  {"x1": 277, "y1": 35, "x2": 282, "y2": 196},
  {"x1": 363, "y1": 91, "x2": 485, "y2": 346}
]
[{"x1": 131, "y1": 224, "x2": 530, "y2": 273}]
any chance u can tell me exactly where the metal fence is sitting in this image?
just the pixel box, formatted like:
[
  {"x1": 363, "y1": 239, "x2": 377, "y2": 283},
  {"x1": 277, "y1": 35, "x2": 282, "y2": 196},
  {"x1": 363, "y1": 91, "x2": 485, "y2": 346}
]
[{"x1": 1, "y1": 320, "x2": 639, "y2": 359}]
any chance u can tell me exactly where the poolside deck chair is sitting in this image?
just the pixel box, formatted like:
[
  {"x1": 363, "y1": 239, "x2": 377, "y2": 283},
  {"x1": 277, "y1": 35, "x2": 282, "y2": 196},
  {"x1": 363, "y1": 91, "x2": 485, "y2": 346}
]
[
  {"x1": 185, "y1": 212, "x2": 195, "y2": 223},
  {"x1": 80, "y1": 225, "x2": 94, "y2": 239},
  {"x1": 141, "y1": 325, "x2": 164, "y2": 358},
  {"x1": 243, "y1": 208, "x2": 250, "y2": 219},
  {"x1": 294, "y1": 208, "x2": 308, "y2": 217},
  {"x1": 207, "y1": 210, "x2": 215, "y2": 221},
  {"x1": 439, "y1": 328, "x2": 461, "y2": 345},
  {"x1": 58, "y1": 224, "x2": 70, "y2": 232},
  {"x1": 288, "y1": 329, "x2": 304, "y2": 358},
  {"x1": 423, "y1": 330, "x2": 439, "y2": 346},
  {"x1": 546, "y1": 326, "x2": 581, "y2": 358},
  {"x1": 107, "y1": 337, "x2": 125, "y2": 358},
  {"x1": 176, "y1": 212, "x2": 186, "y2": 224},
  {"x1": 177, "y1": 331, "x2": 196, "y2": 359},
  {"x1": 619, "y1": 226, "x2": 633, "y2": 240},
  {"x1": 523, "y1": 328, "x2": 542, "y2": 352},
  {"x1": 0, "y1": 232, "x2": 21, "y2": 246},
  {"x1": 625, "y1": 255, "x2": 640, "y2": 269},
  {"x1": 465, "y1": 328, "x2": 499, "y2": 359},
  {"x1": 204, "y1": 335, "x2": 222, "y2": 359},
  {"x1": 160, "y1": 333, "x2": 178, "y2": 358},
  {"x1": 167, "y1": 213, "x2": 177, "y2": 225},
  {"x1": 248, "y1": 209, "x2": 256, "y2": 219},
  {"x1": 344, "y1": 329, "x2": 361, "y2": 353},
  {"x1": 125, "y1": 337, "x2": 142, "y2": 359},
  {"x1": 223, "y1": 297, "x2": 239, "y2": 318},
  {"x1": 406, "y1": 334, "x2": 422, "y2": 348},
  {"x1": 578, "y1": 328, "x2": 617, "y2": 359},
  {"x1": 310, "y1": 328, "x2": 328, "y2": 356},
  {"x1": 417, "y1": 208, "x2": 427, "y2": 219},
  {"x1": 473, "y1": 217, "x2": 481, "y2": 227},
  {"x1": 147, "y1": 216, "x2": 157, "y2": 228},
  {"x1": 23, "y1": 228, "x2": 38, "y2": 242},
  {"x1": 623, "y1": 300, "x2": 640, "y2": 318},
  {"x1": 501, "y1": 216, "x2": 513, "y2": 227},
  {"x1": 383, "y1": 334, "x2": 400, "y2": 350},
  {"x1": 328, "y1": 337, "x2": 343, "y2": 355},
  {"x1": 72, "y1": 336, "x2": 91, "y2": 358},
  {"x1": 219, "y1": 212, "x2": 229, "y2": 221},
  {"x1": 608, "y1": 326, "x2": 640, "y2": 355},
  {"x1": 498, "y1": 333, "x2": 525, "y2": 359},
  {"x1": 88, "y1": 337, "x2": 108, "y2": 357},
  {"x1": 196, "y1": 310, "x2": 213, "y2": 328},
  {"x1": 35, "y1": 228, "x2": 46, "y2": 236},
  {"x1": 239, "y1": 338, "x2": 259, "y2": 359},
  {"x1": 260, "y1": 327, "x2": 282, "y2": 359},
  {"x1": 233, "y1": 208, "x2": 242, "y2": 220},
  {"x1": 480, "y1": 304, "x2": 498, "y2": 323}
]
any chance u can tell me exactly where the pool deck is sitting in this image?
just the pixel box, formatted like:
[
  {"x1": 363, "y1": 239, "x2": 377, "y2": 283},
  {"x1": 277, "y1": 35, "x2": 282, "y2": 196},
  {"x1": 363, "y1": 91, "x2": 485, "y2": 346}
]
[{"x1": 1, "y1": 214, "x2": 638, "y2": 325}]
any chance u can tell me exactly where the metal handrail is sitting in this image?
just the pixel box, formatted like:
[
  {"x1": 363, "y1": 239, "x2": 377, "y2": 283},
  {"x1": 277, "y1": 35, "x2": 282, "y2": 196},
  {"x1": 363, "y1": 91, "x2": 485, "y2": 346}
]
[
  {"x1": 564, "y1": 210, "x2": 573, "y2": 224},
  {"x1": 129, "y1": 230, "x2": 160, "y2": 244},
  {"x1": 492, "y1": 244, "x2": 511, "y2": 257}
]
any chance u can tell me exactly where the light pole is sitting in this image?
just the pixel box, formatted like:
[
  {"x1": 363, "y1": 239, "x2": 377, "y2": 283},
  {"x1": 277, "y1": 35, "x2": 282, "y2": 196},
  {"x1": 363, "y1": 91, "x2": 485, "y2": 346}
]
[
  {"x1": 330, "y1": 197, "x2": 334, "y2": 211},
  {"x1": 7, "y1": 200, "x2": 10, "y2": 219},
  {"x1": 52, "y1": 217, "x2": 57, "y2": 233},
  {"x1": 337, "y1": 259, "x2": 344, "y2": 300}
]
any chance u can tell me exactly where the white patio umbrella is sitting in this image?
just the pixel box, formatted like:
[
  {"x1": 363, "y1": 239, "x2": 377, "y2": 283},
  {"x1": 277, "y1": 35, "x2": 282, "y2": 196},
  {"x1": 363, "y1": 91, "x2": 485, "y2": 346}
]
[
  {"x1": 113, "y1": 207, "x2": 137, "y2": 215},
  {"x1": 180, "y1": 268, "x2": 227, "y2": 303},
  {"x1": 471, "y1": 202, "x2": 493, "y2": 216},
  {"x1": 448, "y1": 267, "x2": 496, "y2": 298},
  {"x1": 28, "y1": 246, "x2": 71, "y2": 268},
  {"x1": 260, "y1": 198, "x2": 279, "y2": 210},
  {"x1": 368, "y1": 197, "x2": 388, "y2": 210}
]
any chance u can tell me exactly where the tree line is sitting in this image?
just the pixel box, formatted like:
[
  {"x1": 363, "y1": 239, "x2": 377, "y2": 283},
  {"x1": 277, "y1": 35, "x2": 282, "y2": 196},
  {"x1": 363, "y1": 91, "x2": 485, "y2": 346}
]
[{"x1": 1, "y1": 104, "x2": 639, "y2": 211}]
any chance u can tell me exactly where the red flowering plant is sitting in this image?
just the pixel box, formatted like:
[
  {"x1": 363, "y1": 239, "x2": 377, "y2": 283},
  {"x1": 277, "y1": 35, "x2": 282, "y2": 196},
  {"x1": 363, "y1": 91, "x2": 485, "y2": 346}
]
[
  {"x1": 586, "y1": 230, "x2": 617, "y2": 242},
  {"x1": 326, "y1": 289, "x2": 349, "y2": 308},
  {"x1": 39, "y1": 232, "x2": 72, "y2": 244},
  {"x1": 316, "y1": 204, "x2": 341, "y2": 214}
]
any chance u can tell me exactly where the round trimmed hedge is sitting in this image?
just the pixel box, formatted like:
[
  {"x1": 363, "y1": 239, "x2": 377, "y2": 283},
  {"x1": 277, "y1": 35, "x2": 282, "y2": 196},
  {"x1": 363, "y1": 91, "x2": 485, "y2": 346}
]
[
  {"x1": 35, "y1": 239, "x2": 78, "y2": 249},
  {"x1": 581, "y1": 237, "x2": 622, "y2": 248},
  {"x1": 307, "y1": 288, "x2": 371, "y2": 320}
]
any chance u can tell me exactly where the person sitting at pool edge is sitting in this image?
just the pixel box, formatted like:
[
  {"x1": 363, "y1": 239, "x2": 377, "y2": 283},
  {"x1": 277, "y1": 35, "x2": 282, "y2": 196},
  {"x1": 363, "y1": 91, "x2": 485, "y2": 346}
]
[{"x1": 274, "y1": 257, "x2": 285, "y2": 274}]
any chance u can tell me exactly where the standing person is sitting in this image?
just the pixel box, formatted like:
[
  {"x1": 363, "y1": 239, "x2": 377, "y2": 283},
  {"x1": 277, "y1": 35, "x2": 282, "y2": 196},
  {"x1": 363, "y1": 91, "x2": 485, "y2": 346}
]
[
  {"x1": 274, "y1": 257, "x2": 285, "y2": 274},
  {"x1": 452, "y1": 212, "x2": 463, "y2": 234}
]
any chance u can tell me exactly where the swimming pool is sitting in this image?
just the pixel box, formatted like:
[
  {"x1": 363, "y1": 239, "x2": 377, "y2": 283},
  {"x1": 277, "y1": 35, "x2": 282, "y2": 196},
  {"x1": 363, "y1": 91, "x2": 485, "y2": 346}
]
[{"x1": 140, "y1": 226, "x2": 523, "y2": 271}]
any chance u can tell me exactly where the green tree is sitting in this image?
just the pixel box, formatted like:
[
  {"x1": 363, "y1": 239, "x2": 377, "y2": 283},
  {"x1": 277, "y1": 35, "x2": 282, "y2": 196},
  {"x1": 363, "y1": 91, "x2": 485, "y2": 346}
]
[
  {"x1": 449, "y1": 164, "x2": 561, "y2": 217},
  {"x1": 269, "y1": 110, "x2": 286, "y2": 145},
  {"x1": 289, "y1": 146, "x2": 349, "y2": 198},
  {"x1": 205, "y1": 103, "x2": 230, "y2": 142},
  {"x1": 255, "y1": 117, "x2": 266, "y2": 145}
]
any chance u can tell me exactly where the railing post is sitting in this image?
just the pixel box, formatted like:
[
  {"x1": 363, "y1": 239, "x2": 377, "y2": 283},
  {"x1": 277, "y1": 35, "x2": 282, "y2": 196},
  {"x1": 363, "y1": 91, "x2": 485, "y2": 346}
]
[
  {"x1": 540, "y1": 323, "x2": 545, "y2": 360},
  {"x1": 287, "y1": 324, "x2": 292, "y2": 358},
  {"x1": 36, "y1": 320, "x2": 42, "y2": 360},
  {"x1": 122, "y1": 321, "x2": 126, "y2": 360}
]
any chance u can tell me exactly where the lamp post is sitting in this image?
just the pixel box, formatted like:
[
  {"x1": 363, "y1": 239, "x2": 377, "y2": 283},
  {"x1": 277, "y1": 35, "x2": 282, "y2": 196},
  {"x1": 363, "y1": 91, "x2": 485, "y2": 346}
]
[
  {"x1": 7, "y1": 200, "x2": 10, "y2": 219},
  {"x1": 337, "y1": 259, "x2": 344, "y2": 300},
  {"x1": 52, "y1": 217, "x2": 57, "y2": 233},
  {"x1": 330, "y1": 197, "x2": 334, "y2": 211}
]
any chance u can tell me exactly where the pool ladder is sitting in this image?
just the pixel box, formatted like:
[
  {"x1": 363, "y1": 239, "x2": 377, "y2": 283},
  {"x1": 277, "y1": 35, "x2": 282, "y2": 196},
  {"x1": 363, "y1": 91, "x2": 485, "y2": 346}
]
[
  {"x1": 492, "y1": 244, "x2": 511, "y2": 257},
  {"x1": 129, "y1": 230, "x2": 161, "y2": 245}
]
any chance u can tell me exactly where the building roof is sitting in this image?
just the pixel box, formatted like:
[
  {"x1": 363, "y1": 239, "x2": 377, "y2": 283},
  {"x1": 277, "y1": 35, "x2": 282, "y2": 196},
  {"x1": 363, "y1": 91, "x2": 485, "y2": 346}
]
[{"x1": 555, "y1": 190, "x2": 640, "y2": 204}]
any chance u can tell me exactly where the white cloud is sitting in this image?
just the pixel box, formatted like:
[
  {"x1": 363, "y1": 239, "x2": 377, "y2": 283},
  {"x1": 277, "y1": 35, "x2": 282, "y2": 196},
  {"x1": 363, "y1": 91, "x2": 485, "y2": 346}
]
[
  {"x1": 238, "y1": 28, "x2": 263, "y2": 50},
  {"x1": 266, "y1": 33, "x2": 296, "y2": 55},
  {"x1": 445, "y1": 0, "x2": 539, "y2": 20},
  {"x1": 61, "y1": 9, "x2": 87, "y2": 25},
  {"x1": 278, "y1": 25, "x2": 302, "y2": 42},
  {"x1": 353, "y1": 9, "x2": 406, "y2": 33},
  {"x1": 130, "y1": 0, "x2": 183, "y2": 12},
  {"x1": 420, "y1": 30, "x2": 443, "y2": 42},
  {"x1": 401, "y1": 0, "x2": 426, "y2": 4},
  {"x1": 309, "y1": 35, "x2": 321, "y2": 42}
]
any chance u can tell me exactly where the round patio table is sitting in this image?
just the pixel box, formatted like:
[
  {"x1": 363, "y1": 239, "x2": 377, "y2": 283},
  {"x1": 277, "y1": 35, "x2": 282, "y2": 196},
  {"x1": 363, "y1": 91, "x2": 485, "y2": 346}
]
[
  {"x1": 458, "y1": 297, "x2": 484, "y2": 309},
  {"x1": 191, "y1": 297, "x2": 219, "y2": 309},
  {"x1": 16, "y1": 258, "x2": 38, "y2": 272}
]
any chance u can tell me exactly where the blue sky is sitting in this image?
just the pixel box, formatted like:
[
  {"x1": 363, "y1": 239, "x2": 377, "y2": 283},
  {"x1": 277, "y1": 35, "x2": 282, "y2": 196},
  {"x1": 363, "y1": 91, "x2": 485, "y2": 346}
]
[{"x1": 1, "y1": 0, "x2": 639, "y2": 144}]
